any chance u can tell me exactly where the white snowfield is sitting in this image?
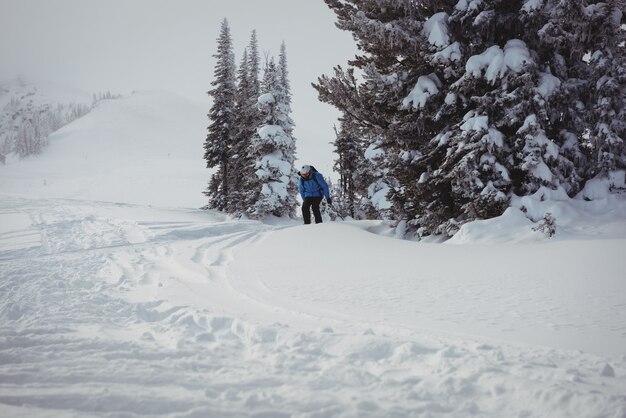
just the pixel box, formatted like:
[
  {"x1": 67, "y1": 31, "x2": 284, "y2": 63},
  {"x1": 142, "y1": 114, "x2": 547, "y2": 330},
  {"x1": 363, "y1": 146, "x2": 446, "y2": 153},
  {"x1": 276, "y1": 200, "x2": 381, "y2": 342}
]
[{"x1": 1, "y1": 89, "x2": 625, "y2": 417}]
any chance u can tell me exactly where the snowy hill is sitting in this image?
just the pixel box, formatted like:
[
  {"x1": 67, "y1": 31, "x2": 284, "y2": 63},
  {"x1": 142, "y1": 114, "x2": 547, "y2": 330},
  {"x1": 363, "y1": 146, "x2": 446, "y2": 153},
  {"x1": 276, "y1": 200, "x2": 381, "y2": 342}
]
[
  {"x1": 0, "y1": 83, "x2": 625, "y2": 417},
  {"x1": 0, "y1": 89, "x2": 209, "y2": 208},
  {"x1": 0, "y1": 78, "x2": 94, "y2": 160}
]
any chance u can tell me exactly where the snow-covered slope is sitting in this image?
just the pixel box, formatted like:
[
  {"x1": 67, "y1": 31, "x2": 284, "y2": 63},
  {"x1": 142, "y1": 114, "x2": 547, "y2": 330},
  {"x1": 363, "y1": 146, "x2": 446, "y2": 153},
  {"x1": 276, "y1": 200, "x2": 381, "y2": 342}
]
[
  {"x1": 0, "y1": 78, "x2": 94, "y2": 159},
  {"x1": 0, "y1": 196, "x2": 624, "y2": 417},
  {"x1": 1, "y1": 83, "x2": 625, "y2": 417},
  {"x1": 0, "y1": 90, "x2": 209, "y2": 208}
]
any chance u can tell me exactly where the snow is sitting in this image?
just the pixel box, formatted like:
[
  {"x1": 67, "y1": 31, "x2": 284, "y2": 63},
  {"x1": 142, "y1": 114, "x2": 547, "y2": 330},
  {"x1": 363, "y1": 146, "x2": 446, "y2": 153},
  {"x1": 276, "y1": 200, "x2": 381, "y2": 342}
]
[
  {"x1": 522, "y1": 0, "x2": 543, "y2": 13},
  {"x1": 518, "y1": 114, "x2": 560, "y2": 160},
  {"x1": 584, "y1": 3, "x2": 608, "y2": 18},
  {"x1": 454, "y1": 0, "x2": 483, "y2": 12},
  {"x1": 481, "y1": 127, "x2": 504, "y2": 149},
  {"x1": 257, "y1": 92, "x2": 275, "y2": 105},
  {"x1": 473, "y1": 10, "x2": 494, "y2": 26},
  {"x1": 465, "y1": 40, "x2": 533, "y2": 83},
  {"x1": 480, "y1": 180, "x2": 506, "y2": 200},
  {"x1": 466, "y1": 46, "x2": 504, "y2": 82},
  {"x1": 432, "y1": 41, "x2": 462, "y2": 63},
  {"x1": 401, "y1": 73, "x2": 441, "y2": 110},
  {"x1": 422, "y1": 13, "x2": 450, "y2": 48},
  {"x1": 579, "y1": 171, "x2": 626, "y2": 200},
  {"x1": 530, "y1": 160, "x2": 554, "y2": 182},
  {"x1": 537, "y1": 72, "x2": 561, "y2": 98},
  {"x1": 367, "y1": 179, "x2": 392, "y2": 210},
  {"x1": 1, "y1": 85, "x2": 626, "y2": 417},
  {"x1": 258, "y1": 124, "x2": 289, "y2": 145},
  {"x1": 364, "y1": 142, "x2": 385, "y2": 161},
  {"x1": 461, "y1": 113, "x2": 489, "y2": 133},
  {"x1": 503, "y1": 40, "x2": 534, "y2": 71}
]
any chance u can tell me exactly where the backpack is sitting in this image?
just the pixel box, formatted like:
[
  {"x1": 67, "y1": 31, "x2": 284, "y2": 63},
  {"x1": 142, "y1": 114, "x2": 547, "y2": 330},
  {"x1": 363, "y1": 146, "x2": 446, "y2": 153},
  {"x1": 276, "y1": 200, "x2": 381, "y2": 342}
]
[{"x1": 300, "y1": 165, "x2": 324, "y2": 195}]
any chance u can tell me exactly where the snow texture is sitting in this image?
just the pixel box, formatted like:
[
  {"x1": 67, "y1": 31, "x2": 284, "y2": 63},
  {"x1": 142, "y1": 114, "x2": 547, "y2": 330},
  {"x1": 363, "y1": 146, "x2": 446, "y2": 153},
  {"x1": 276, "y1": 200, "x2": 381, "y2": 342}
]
[
  {"x1": 536, "y1": 72, "x2": 561, "y2": 98},
  {"x1": 466, "y1": 40, "x2": 533, "y2": 83},
  {"x1": 367, "y1": 179, "x2": 392, "y2": 210},
  {"x1": 433, "y1": 42, "x2": 462, "y2": 63},
  {"x1": 402, "y1": 73, "x2": 441, "y2": 110},
  {"x1": 461, "y1": 112, "x2": 489, "y2": 133},
  {"x1": 455, "y1": 0, "x2": 483, "y2": 12},
  {"x1": 422, "y1": 12, "x2": 450, "y2": 47},
  {"x1": 364, "y1": 142, "x2": 385, "y2": 161},
  {"x1": 522, "y1": 0, "x2": 544, "y2": 12},
  {"x1": 257, "y1": 92, "x2": 275, "y2": 105}
]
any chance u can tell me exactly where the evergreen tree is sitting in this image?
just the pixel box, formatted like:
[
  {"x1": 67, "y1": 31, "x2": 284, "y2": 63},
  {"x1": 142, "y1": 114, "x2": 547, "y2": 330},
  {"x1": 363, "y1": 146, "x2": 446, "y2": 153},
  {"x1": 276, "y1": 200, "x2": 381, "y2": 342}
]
[
  {"x1": 248, "y1": 49, "x2": 298, "y2": 218},
  {"x1": 577, "y1": 0, "x2": 626, "y2": 177},
  {"x1": 315, "y1": 0, "x2": 626, "y2": 237},
  {"x1": 203, "y1": 18, "x2": 237, "y2": 211},
  {"x1": 247, "y1": 30, "x2": 261, "y2": 101},
  {"x1": 332, "y1": 115, "x2": 368, "y2": 218},
  {"x1": 228, "y1": 49, "x2": 254, "y2": 214},
  {"x1": 277, "y1": 43, "x2": 299, "y2": 206},
  {"x1": 226, "y1": 30, "x2": 265, "y2": 215},
  {"x1": 239, "y1": 30, "x2": 264, "y2": 213}
]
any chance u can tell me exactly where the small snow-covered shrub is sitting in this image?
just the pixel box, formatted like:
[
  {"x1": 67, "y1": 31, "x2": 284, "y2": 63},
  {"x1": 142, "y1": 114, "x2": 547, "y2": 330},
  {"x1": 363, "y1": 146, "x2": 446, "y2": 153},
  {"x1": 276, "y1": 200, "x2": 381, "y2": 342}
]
[{"x1": 532, "y1": 212, "x2": 556, "y2": 238}]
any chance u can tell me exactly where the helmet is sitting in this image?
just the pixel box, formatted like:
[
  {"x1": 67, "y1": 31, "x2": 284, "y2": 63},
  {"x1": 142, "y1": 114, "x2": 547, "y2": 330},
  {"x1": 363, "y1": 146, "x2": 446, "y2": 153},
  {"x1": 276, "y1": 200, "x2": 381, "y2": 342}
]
[{"x1": 300, "y1": 165, "x2": 311, "y2": 177}]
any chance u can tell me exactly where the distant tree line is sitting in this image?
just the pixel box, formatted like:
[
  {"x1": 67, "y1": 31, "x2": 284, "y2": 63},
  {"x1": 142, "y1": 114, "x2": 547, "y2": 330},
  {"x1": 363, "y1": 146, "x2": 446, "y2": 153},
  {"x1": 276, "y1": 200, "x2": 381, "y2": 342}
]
[
  {"x1": 0, "y1": 100, "x2": 89, "y2": 159},
  {"x1": 203, "y1": 19, "x2": 298, "y2": 218},
  {"x1": 92, "y1": 91, "x2": 122, "y2": 102},
  {"x1": 0, "y1": 90, "x2": 120, "y2": 161},
  {"x1": 314, "y1": 0, "x2": 626, "y2": 236}
]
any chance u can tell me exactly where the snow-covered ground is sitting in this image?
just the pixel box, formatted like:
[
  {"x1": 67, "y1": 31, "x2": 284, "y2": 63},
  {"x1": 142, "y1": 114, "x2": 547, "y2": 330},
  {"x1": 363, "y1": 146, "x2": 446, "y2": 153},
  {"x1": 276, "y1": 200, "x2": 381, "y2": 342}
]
[{"x1": 1, "y1": 88, "x2": 625, "y2": 417}]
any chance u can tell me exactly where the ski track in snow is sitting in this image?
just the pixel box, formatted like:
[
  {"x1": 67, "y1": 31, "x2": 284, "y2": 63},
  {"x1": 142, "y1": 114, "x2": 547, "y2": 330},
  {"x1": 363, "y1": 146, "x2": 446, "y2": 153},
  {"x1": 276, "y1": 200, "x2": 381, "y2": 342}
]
[{"x1": 0, "y1": 196, "x2": 625, "y2": 418}]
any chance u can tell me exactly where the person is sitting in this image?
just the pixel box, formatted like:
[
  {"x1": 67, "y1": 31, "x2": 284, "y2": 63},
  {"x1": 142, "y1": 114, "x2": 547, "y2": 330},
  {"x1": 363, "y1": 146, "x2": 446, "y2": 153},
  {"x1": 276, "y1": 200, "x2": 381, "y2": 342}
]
[{"x1": 297, "y1": 165, "x2": 331, "y2": 224}]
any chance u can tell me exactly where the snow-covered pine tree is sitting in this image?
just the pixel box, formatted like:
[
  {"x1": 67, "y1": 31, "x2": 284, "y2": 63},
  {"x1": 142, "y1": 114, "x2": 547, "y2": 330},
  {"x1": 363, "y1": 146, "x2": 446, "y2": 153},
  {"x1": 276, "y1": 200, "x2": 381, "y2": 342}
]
[
  {"x1": 332, "y1": 115, "x2": 368, "y2": 219},
  {"x1": 203, "y1": 18, "x2": 236, "y2": 211},
  {"x1": 314, "y1": 0, "x2": 449, "y2": 225},
  {"x1": 277, "y1": 42, "x2": 299, "y2": 207},
  {"x1": 238, "y1": 30, "x2": 264, "y2": 212},
  {"x1": 248, "y1": 47, "x2": 298, "y2": 219},
  {"x1": 316, "y1": 0, "x2": 625, "y2": 237},
  {"x1": 574, "y1": 0, "x2": 626, "y2": 177},
  {"x1": 247, "y1": 30, "x2": 261, "y2": 101},
  {"x1": 224, "y1": 30, "x2": 264, "y2": 215},
  {"x1": 314, "y1": 66, "x2": 397, "y2": 220},
  {"x1": 228, "y1": 48, "x2": 255, "y2": 215}
]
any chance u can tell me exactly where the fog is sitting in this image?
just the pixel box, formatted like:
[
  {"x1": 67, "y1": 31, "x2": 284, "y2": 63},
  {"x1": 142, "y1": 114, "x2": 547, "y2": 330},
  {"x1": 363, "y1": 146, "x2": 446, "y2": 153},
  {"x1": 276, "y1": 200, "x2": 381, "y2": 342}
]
[{"x1": 0, "y1": 0, "x2": 358, "y2": 175}]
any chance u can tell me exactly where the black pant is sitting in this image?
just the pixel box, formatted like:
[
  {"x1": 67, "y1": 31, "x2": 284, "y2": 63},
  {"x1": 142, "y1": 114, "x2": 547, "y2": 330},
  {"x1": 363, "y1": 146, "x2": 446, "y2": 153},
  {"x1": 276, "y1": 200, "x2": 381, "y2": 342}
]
[{"x1": 302, "y1": 196, "x2": 323, "y2": 224}]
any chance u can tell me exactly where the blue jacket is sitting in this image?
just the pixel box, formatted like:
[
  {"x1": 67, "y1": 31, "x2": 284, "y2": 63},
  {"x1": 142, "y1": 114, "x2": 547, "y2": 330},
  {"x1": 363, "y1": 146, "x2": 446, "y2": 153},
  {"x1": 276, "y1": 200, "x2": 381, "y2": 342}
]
[{"x1": 298, "y1": 170, "x2": 330, "y2": 199}]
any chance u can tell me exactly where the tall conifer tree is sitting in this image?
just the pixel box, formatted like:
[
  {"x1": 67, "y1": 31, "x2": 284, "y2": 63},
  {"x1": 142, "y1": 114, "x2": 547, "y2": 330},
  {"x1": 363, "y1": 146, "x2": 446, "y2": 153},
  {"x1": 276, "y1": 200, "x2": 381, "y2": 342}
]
[
  {"x1": 228, "y1": 49, "x2": 253, "y2": 214},
  {"x1": 247, "y1": 30, "x2": 261, "y2": 107},
  {"x1": 203, "y1": 19, "x2": 236, "y2": 211},
  {"x1": 248, "y1": 47, "x2": 298, "y2": 219},
  {"x1": 227, "y1": 30, "x2": 263, "y2": 215},
  {"x1": 332, "y1": 115, "x2": 368, "y2": 219}
]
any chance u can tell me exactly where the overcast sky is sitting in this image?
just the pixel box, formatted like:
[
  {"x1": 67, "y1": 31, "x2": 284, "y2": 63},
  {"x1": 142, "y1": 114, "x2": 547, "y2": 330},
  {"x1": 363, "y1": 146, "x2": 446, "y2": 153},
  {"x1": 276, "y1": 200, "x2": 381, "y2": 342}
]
[{"x1": 0, "y1": 0, "x2": 358, "y2": 177}]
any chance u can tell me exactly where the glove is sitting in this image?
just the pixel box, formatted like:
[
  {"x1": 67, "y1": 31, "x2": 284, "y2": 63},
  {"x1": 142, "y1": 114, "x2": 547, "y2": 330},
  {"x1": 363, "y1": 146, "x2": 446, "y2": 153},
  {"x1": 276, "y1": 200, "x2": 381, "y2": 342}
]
[{"x1": 327, "y1": 197, "x2": 332, "y2": 205}]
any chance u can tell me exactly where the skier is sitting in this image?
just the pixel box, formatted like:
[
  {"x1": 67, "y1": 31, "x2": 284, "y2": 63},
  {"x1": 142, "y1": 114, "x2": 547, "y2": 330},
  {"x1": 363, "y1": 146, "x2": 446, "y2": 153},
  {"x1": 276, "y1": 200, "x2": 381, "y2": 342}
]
[{"x1": 297, "y1": 165, "x2": 331, "y2": 224}]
